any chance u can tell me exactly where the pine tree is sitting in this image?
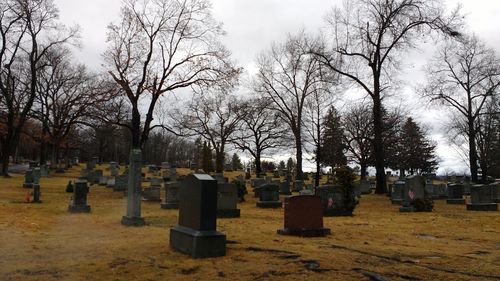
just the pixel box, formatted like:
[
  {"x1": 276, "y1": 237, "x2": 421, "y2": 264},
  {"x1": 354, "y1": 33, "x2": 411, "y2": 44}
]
[
  {"x1": 320, "y1": 107, "x2": 347, "y2": 168},
  {"x1": 231, "y1": 153, "x2": 243, "y2": 171}
]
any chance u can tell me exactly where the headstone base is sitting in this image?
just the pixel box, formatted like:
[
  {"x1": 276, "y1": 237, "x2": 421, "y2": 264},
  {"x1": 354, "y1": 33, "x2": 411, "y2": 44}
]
[
  {"x1": 399, "y1": 206, "x2": 416, "y2": 212},
  {"x1": 277, "y1": 227, "x2": 331, "y2": 237},
  {"x1": 256, "y1": 201, "x2": 282, "y2": 208},
  {"x1": 466, "y1": 203, "x2": 498, "y2": 211},
  {"x1": 446, "y1": 198, "x2": 465, "y2": 204},
  {"x1": 324, "y1": 210, "x2": 353, "y2": 216},
  {"x1": 279, "y1": 191, "x2": 291, "y2": 195},
  {"x1": 493, "y1": 198, "x2": 500, "y2": 203},
  {"x1": 161, "y1": 202, "x2": 179, "y2": 209},
  {"x1": 170, "y1": 225, "x2": 226, "y2": 258},
  {"x1": 216, "y1": 209, "x2": 241, "y2": 218},
  {"x1": 68, "y1": 204, "x2": 91, "y2": 213},
  {"x1": 121, "y1": 216, "x2": 146, "y2": 226},
  {"x1": 391, "y1": 199, "x2": 403, "y2": 205}
]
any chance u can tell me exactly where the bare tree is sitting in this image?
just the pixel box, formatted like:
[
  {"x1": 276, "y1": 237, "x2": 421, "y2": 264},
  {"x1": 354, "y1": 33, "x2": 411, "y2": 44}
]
[
  {"x1": 103, "y1": 0, "x2": 239, "y2": 150},
  {"x1": 169, "y1": 89, "x2": 242, "y2": 173},
  {"x1": 232, "y1": 97, "x2": 286, "y2": 178},
  {"x1": 0, "y1": 0, "x2": 78, "y2": 176},
  {"x1": 314, "y1": 0, "x2": 462, "y2": 193},
  {"x1": 32, "y1": 47, "x2": 110, "y2": 168},
  {"x1": 423, "y1": 34, "x2": 500, "y2": 183},
  {"x1": 255, "y1": 31, "x2": 334, "y2": 180}
]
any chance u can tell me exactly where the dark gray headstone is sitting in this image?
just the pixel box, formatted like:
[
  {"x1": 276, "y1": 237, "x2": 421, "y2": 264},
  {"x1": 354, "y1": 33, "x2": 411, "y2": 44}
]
[
  {"x1": 256, "y1": 184, "x2": 281, "y2": 208},
  {"x1": 316, "y1": 185, "x2": 350, "y2": 216},
  {"x1": 216, "y1": 183, "x2": 240, "y2": 218},
  {"x1": 170, "y1": 174, "x2": 226, "y2": 258},
  {"x1": 113, "y1": 174, "x2": 127, "y2": 191},
  {"x1": 109, "y1": 162, "x2": 118, "y2": 177},
  {"x1": 23, "y1": 169, "x2": 34, "y2": 188},
  {"x1": 447, "y1": 183, "x2": 465, "y2": 204},
  {"x1": 106, "y1": 177, "x2": 115, "y2": 188},
  {"x1": 491, "y1": 182, "x2": 500, "y2": 203},
  {"x1": 390, "y1": 180, "x2": 405, "y2": 204},
  {"x1": 142, "y1": 186, "x2": 161, "y2": 202},
  {"x1": 292, "y1": 180, "x2": 304, "y2": 192},
  {"x1": 161, "y1": 181, "x2": 181, "y2": 209},
  {"x1": 121, "y1": 149, "x2": 145, "y2": 226},
  {"x1": 279, "y1": 179, "x2": 291, "y2": 195},
  {"x1": 68, "y1": 179, "x2": 91, "y2": 213},
  {"x1": 466, "y1": 184, "x2": 498, "y2": 211},
  {"x1": 399, "y1": 175, "x2": 426, "y2": 212}
]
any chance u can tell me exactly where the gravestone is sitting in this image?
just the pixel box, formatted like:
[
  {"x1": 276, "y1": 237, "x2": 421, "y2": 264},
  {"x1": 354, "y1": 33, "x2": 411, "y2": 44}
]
[
  {"x1": 148, "y1": 164, "x2": 157, "y2": 173},
  {"x1": 491, "y1": 182, "x2": 500, "y2": 203},
  {"x1": 299, "y1": 189, "x2": 314, "y2": 195},
  {"x1": 399, "y1": 175, "x2": 427, "y2": 212},
  {"x1": 277, "y1": 195, "x2": 331, "y2": 237},
  {"x1": 113, "y1": 175, "x2": 127, "y2": 191},
  {"x1": 390, "y1": 180, "x2": 405, "y2": 205},
  {"x1": 466, "y1": 184, "x2": 498, "y2": 211},
  {"x1": 161, "y1": 181, "x2": 181, "y2": 209},
  {"x1": 252, "y1": 178, "x2": 266, "y2": 198},
  {"x1": 216, "y1": 183, "x2": 240, "y2": 218},
  {"x1": 213, "y1": 173, "x2": 227, "y2": 184},
  {"x1": 279, "y1": 179, "x2": 291, "y2": 195},
  {"x1": 40, "y1": 164, "x2": 49, "y2": 177},
  {"x1": 256, "y1": 184, "x2": 282, "y2": 208},
  {"x1": 161, "y1": 162, "x2": 170, "y2": 169},
  {"x1": 89, "y1": 170, "x2": 103, "y2": 184},
  {"x1": 292, "y1": 180, "x2": 304, "y2": 192},
  {"x1": 109, "y1": 162, "x2": 118, "y2": 177},
  {"x1": 29, "y1": 161, "x2": 38, "y2": 169},
  {"x1": 68, "y1": 179, "x2": 91, "y2": 213},
  {"x1": 170, "y1": 174, "x2": 226, "y2": 258},
  {"x1": 435, "y1": 184, "x2": 448, "y2": 199},
  {"x1": 98, "y1": 176, "x2": 108, "y2": 186},
  {"x1": 143, "y1": 184, "x2": 161, "y2": 202},
  {"x1": 463, "y1": 180, "x2": 472, "y2": 195},
  {"x1": 106, "y1": 177, "x2": 115, "y2": 188},
  {"x1": 121, "y1": 149, "x2": 145, "y2": 226},
  {"x1": 447, "y1": 183, "x2": 465, "y2": 204},
  {"x1": 23, "y1": 169, "x2": 34, "y2": 188},
  {"x1": 150, "y1": 178, "x2": 162, "y2": 187},
  {"x1": 316, "y1": 185, "x2": 352, "y2": 216},
  {"x1": 359, "y1": 180, "x2": 371, "y2": 194},
  {"x1": 87, "y1": 159, "x2": 96, "y2": 170}
]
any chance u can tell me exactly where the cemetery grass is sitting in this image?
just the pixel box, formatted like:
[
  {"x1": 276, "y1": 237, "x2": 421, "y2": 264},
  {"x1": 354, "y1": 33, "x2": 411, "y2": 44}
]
[{"x1": 0, "y1": 167, "x2": 499, "y2": 280}]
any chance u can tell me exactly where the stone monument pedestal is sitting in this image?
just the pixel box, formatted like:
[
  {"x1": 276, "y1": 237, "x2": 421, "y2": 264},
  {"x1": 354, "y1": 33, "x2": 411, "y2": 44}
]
[
  {"x1": 447, "y1": 198, "x2": 466, "y2": 204},
  {"x1": 121, "y1": 149, "x2": 145, "y2": 226},
  {"x1": 170, "y1": 225, "x2": 226, "y2": 258}
]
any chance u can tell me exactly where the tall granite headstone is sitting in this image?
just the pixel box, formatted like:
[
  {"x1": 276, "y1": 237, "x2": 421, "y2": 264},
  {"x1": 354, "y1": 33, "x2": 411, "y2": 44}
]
[
  {"x1": 68, "y1": 179, "x2": 91, "y2": 213},
  {"x1": 390, "y1": 180, "x2": 405, "y2": 205},
  {"x1": 277, "y1": 195, "x2": 331, "y2": 237},
  {"x1": 170, "y1": 174, "x2": 226, "y2": 258},
  {"x1": 121, "y1": 149, "x2": 145, "y2": 226}
]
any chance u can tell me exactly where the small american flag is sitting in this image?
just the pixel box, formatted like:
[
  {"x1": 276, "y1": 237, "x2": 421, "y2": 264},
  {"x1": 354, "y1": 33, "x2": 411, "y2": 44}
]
[
  {"x1": 328, "y1": 198, "x2": 334, "y2": 208},
  {"x1": 408, "y1": 190, "x2": 415, "y2": 200}
]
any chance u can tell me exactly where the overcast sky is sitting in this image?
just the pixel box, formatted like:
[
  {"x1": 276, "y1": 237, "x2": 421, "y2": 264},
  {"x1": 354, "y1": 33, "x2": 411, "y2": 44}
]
[{"x1": 54, "y1": 0, "x2": 500, "y2": 175}]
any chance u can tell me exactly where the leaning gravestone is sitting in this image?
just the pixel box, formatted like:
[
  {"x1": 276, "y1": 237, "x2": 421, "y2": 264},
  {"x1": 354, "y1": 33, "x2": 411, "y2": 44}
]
[
  {"x1": 216, "y1": 183, "x2": 240, "y2": 218},
  {"x1": 390, "y1": 180, "x2": 406, "y2": 205},
  {"x1": 447, "y1": 183, "x2": 465, "y2": 204},
  {"x1": 31, "y1": 168, "x2": 42, "y2": 203},
  {"x1": 23, "y1": 169, "x2": 34, "y2": 188},
  {"x1": 466, "y1": 184, "x2": 498, "y2": 211},
  {"x1": 170, "y1": 174, "x2": 226, "y2": 258},
  {"x1": 256, "y1": 184, "x2": 282, "y2": 208},
  {"x1": 121, "y1": 149, "x2": 145, "y2": 226},
  {"x1": 277, "y1": 195, "x2": 331, "y2": 237},
  {"x1": 68, "y1": 179, "x2": 91, "y2": 213},
  {"x1": 161, "y1": 181, "x2": 181, "y2": 209},
  {"x1": 399, "y1": 175, "x2": 427, "y2": 212}
]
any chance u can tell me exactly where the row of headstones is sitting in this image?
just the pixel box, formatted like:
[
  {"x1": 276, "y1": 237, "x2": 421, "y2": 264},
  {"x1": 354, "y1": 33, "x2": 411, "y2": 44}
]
[
  {"x1": 390, "y1": 175, "x2": 500, "y2": 212},
  {"x1": 170, "y1": 173, "x2": 333, "y2": 258}
]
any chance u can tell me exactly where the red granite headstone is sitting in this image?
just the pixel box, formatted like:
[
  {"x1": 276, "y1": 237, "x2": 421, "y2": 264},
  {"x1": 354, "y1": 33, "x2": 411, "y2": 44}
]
[{"x1": 278, "y1": 195, "x2": 331, "y2": 237}]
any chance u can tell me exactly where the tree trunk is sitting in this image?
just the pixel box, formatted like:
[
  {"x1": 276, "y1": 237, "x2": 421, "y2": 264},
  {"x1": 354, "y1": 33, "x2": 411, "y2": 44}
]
[
  {"x1": 1, "y1": 140, "x2": 11, "y2": 177},
  {"x1": 360, "y1": 162, "x2": 367, "y2": 181},
  {"x1": 468, "y1": 118, "x2": 479, "y2": 183},
  {"x1": 372, "y1": 94, "x2": 386, "y2": 194},
  {"x1": 215, "y1": 146, "x2": 224, "y2": 173},
  {"x1": 295, "y1": 132, "x2": 303, "y2": 180},
  {"x1": 255, "y1": 151, "x2": 262, "y2": 178}
]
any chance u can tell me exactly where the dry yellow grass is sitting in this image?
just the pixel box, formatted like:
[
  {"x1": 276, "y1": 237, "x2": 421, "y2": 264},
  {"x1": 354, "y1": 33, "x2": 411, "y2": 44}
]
[{"x1": 0, "y1": 165, "x2": 499, "y2": 281}]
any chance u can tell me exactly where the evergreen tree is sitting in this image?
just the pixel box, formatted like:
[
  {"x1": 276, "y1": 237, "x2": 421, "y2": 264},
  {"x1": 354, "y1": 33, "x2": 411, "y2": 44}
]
[
  {"x1": 231, "y1": 153, "x2": 243, "y2": 171},
  {"x1": 320, "y1": 107, "x2": 347, "y2": 168}
]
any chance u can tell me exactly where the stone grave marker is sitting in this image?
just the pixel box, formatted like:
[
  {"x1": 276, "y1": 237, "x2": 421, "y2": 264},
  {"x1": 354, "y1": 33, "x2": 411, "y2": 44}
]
[
  {"x1": 216, "y1": 183, "x2": 240, "y2": 218},
  {"x1": 277, "y1": 195, "x2": 331, "y2": 237},
  {"x1": 23, "y1": 169, "x2": 34, "y2": 188},
  {"x1": 252, "y1": 178, "x2": 266, "y2": 198},
  {"x1": 491, "y1": 182, "x2": 500, "y2": 203},
  {"x1": 466, "y1": 184, "x2": 498, "y2": 211},
  {"x1": 292, "y1": 180, "x2": 304, "y2": 192},
  {"x1": 89, "y1": 169, "x2": 103, "y2": 185},
  {"x1": 68, "y1": 179, "x2": 91, "y2": 213},
  {"x1": 279, "y1": 179, "x2": 291, "y2": 195},
  {"x1": 87, "y1": 159, "x2": 96, "y2": 170},
  {"x1": 447, "y1": 183, "x2": 465, "y2": 204},
  {"x1": 390, "y1": 180, "x2": 405, "y2": 205},
  {"x1": 256, "y1": 184, "x2": 282, "y2": 208},
  {"x1": 98, "y1": 176, "x2": 108, "y2": 186},
  {"x1": 161, "y1": 181, "x2": 181, "y2": 209},
  {"x1": 32, "y1": 168, "x2": 42, "y2": 203},
  {"x1": 113, "y1": 174, "x2": 127, "y2": 192},
  {"x1": 399, "y1": 175, "x2": 427, "y2": 212},
  {"x1": 109, "y1": 162, "x2": 118, "y2": 177},
  {"x1": 40, "y1": 164, "x2": 49, "y2": 177},
  {"x1": 121, "y1": 149, "x2": 145, "y2": 226},
  {"x1": 170, "y1": 174, "x2": 226, "y2": 258},
  {"x1": 315, "y1": 185, "x2": 350, "y2": 216},
  {"x1": 143, "y1": 177, "x2": 162, "y2": 202},
  {"x1": 106, "y1": 177, "x2": 115, "y2": 188}
]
